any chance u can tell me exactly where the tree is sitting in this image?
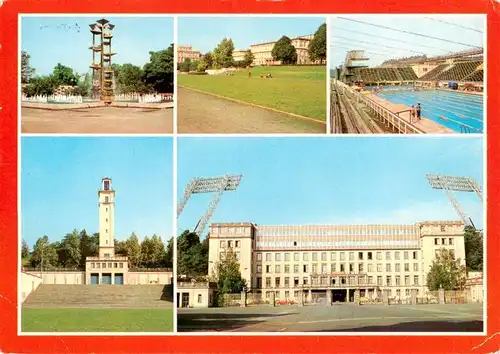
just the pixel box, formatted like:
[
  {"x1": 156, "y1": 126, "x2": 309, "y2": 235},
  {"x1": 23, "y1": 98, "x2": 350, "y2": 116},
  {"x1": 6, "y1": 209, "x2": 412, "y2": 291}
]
[
  {"x1": 242, "y1": 50, "x2": 254, "y2": 67},
  {"x1": 212, "y1": 38, "x2": 235, "y2": 69},
  {"x1": 213, "y1": 248, "x2": 246, "y2": 302},
  {"x1": 21, "y1": 50, "x2": 35, "y2": 83},
  {"x1": 271, "y1": 36, "x2": 297, "y2": 65},
  {"x1": 177, "y1": 230, "x2": 209, "y2": 277},
  {"x1": 179, "y1": 58, "x2": 192, "y2": 73},
  {"x1": 426, "y1": 248, "x2": 467, "y2": 291},
  {"x1": 30, "y1": 236, "x2": 58, "y2": 269},
  {"x1": 23, "y1": 75, "x2": 57, "y2": 97},
  {"x1": 52, "y1": 63, "x2": 78, "y2": 86},
  {"x1": 58, "y1": 229, "x2": 81, "y2": 268},
  {"x1": 124, "y1": 232, "x2": 141, "y2": 268},
  {"x1": 464, "y1": 226, "x2": 483, "y2": 271},
  {"x1": 142, "y1": 44, "x2": 174, "y2": 93},
  {"x1": 202, "y1": 52, "x2": 213, "y2": 69},
  {"x1": 308, "y1": 23, "x2": 327, "y2": 64},
  {"x1": 140, "y1": 234, "x2": 165, "y2": 268},
  {"x1": 21, "y1": 239, "x2": 30, "y2": 259},
  {"x1": 164, "y1": 237, "x2": 174, "y2": 268},
  {"x1": 115, "y1": 63, "x2": 150, "y2": 94},
  {"x1": 79, "y1": 229, "x2": 98, "y2": 267}
]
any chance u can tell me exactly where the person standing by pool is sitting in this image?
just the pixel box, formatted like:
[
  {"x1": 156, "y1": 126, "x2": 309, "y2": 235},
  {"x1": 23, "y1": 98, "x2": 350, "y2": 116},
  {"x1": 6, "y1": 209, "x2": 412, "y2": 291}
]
[
  {"x1": 410, "y1": 105, "x2": 416, "y2": 122},
  {"x1": 416, "y1": 103, "x2": 422, "y2": 120}
]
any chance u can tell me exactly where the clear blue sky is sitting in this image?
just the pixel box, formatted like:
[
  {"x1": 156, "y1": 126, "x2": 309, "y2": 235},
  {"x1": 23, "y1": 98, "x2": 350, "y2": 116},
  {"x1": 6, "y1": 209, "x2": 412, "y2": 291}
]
[
  {"x1": 178, "y1": 16, "x2": 325, "y2": 53},
  {"x1": 22, "y1": 16, "x2": 174, "y2": 76},
  {"x1": 21, "y1": 137, "x2": 173, "y2": 248},
  {"x1": 178, "y1": 137, "x2": 484, "y2": 236},
  {"x1": 330, "y1": 15, "x2": 484, "y2": 68}
]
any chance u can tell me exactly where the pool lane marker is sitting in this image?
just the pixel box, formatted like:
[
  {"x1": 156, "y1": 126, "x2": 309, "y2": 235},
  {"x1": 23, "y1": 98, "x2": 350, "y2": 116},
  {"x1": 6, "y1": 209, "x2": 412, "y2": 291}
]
[{"x1": 179, "y1": 85, "x2": 327, "y2": 126}]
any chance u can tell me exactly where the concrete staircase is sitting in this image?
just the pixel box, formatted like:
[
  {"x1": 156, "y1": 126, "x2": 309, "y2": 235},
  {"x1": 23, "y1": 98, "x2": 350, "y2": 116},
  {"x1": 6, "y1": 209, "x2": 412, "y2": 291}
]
[{"x1": 23, "y1": 284, "x2": 173, "y2": 308}]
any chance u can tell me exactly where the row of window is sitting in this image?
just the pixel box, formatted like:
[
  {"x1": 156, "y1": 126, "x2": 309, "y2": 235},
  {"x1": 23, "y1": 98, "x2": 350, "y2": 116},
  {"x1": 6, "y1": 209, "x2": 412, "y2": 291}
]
[
  {"x1": 220, "y1": 240, "x2": 241, "y2": 248},
  {"x1": 435, "y1": 237, "x2": 454, "y2": 246},
  {"x1": 220, "y1": 251, "x2": 241, "y2": 261},
  {"x1": 256, "y1": 275, "x2": 420, "y2": 288},
  {"x1": 255, "y1": 241, "x2": 419, "y2": 248},
  {"x1": 256, "y1": 251, "x2": 419, "y2": 262},
  {"x1": 263, "y1": 288, "x2": 419, "y2": 299},
  {"x1": 256, "y1": 227, "x2": 418, "y2": 237},
  {"x1": 256, "y1": 262, "x2": 420, "y2": 274},
  {"x1": 89, "y1": 262, "x2": 124, "y2": 269}
]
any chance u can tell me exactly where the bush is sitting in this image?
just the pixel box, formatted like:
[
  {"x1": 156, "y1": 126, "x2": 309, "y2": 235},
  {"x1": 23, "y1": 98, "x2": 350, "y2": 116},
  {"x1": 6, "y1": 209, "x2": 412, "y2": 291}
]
[{"x1": 187, "y1": 72, "x2": 208, "y2": 75}]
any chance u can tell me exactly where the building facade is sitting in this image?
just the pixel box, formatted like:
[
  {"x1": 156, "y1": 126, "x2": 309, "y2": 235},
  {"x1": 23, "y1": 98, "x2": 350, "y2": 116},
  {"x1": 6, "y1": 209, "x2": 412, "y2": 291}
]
[
  {"x1": 232, "y1": 50, "x2": 247, "y2": 63},
  {"x1": 250, "y1": 35, "x2": 321, "y2": 66},
  {"x1": 208, "y1": 221, "x2": 466, "y2": 303},
  {"x1": 177, "y1": 45, "x2": 201, "y2": 64}
]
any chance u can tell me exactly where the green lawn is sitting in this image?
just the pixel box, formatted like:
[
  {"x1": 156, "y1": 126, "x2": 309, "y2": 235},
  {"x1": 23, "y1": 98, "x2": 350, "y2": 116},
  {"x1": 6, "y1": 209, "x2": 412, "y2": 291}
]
[
  {"x1": 178, "y1": 65, "x2": 327, "y2": 121},
  {"x1": 22, "y1": 308, "x2": 174, "y2": 332}
]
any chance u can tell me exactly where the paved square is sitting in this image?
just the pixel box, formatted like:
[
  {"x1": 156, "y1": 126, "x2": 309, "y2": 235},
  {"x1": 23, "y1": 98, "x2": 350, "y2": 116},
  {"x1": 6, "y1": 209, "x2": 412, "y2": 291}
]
[{"x1": 178, "y1": 303, "x2": 483, "y2": 332}]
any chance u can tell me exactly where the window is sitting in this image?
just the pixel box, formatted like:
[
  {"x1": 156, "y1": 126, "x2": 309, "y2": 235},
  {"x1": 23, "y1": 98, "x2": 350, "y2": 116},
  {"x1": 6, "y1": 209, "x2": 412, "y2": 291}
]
[
  {"x1": 331, "y1": 252, "x2": 337, "y2": 261},
  {"x1": 376, "y1": 252, "x2": 382, "y2": 260},
  {"x1": 198, "y1": 294, "x2": 202, "y2": 303},
  {"x1": 284, "y1": 277, "x2": 290, "y2": 287},
  {"x1": 340, "y1": 264, "x2": 345, "y2": 272},
  {"x1": 395, "y1": 263, "x2": 400, "y2": 272},
  {"x1": 385, "y1": 252, "x2": 391, "y2": 260},
  {"x1": 91, "y1": 262, "x2": 95, "y2": 268},
  {"x1": 106, "y1": 229, "x2": 108, "y2": 234},
  {"x1": 377, "y1": 264, "x2": 382, "y2": 272},
  {"x1": 405, "y1": 289, "x2": 410, "y2": 296},
  {"x1": 220, "y1": 241, "x2": 226, "y2": 248},
  {"x1": 413, "y1": 263, "x2": 419, "y2": 272},
  {"x1": 386, "y1": 263, "x2": 391, "y2": 272},
  {"x1": 434, "y1": 238, "x2": 439, "y2": 245},
  {"x1": 367, "y1": 252, "x2": 373, "y2": 260},
  {"x1": 257, "y1": 265, "x2": 262, "y2": 273},
  {"x1": 349, "y1": 252, "x2": 354, "y2": 261},
  {"x1": 303, "y1": 264, "x2": 308, "y2": 273},
  {"x1": 349, "y1": 263, "x2": 354, "y2": 272},
  {"x1": 284, "y1": 265, "x2": 290, "y2": 273},
  {"x1": 257, "y1": 253, "x2": 262, "y2": 261},
  {"x1": 303, "y1": 277, "x2": 308, "y2": 285},
  {"x1": 312, "y1": 264, "x2": 318, "y2": 273},
  {"x1": 257, "y1": 277, "x2": 262, "y2": 287},
  {"x1": 358, "y1": 252, "x2": 364, "y2": 260},
  {"x1": 404, "y1": 263, "x2": 410, "y2": 272},
  {"x1": 106, "y1": 218, "x2": 108, "y2": 222},
  {"x1": 294, "y1": 253, "x2": 300, "y2": 261},
  {"x1": 228, "y1": 240, "x2": 233, "y2": 248},
  {"x1": 377, "y1": 276, "x2": 382, "y2": 286},
  {"x1": 368, "y1": 276, "x2": 373, "y2": 284},
  {"x1": 404, "y1": 251, "x2": 408, "y2": 260},
  {"x1": 294, "y1": 264, "x2": 299, "y2": 273},
  {"x1": 275, "y1": 265, "x2": 281, "y2": 273},
  {"x1": 303, "y1": 253, "x2": 309, "y2": 261},
  {"x1": 441, "y1": 225, "x2": 446, "y2": 232},
  {"x1": 386, "y1": 276, "x2": 392, "y2": 286},
  {"x1": 442, "y1": 238, "x2": 446, "y2": 245},
  {"x1": 105, "y1": 196, "x2": 109, "y2": 203},
  {"x1": 96, "y1": 263, "x2": 100, "y2": 268},
  {"x1": 266, "y1": 277, "x2": 272, "y2": 287},
  {"x1": 413, "y1": 251, "x2": 418, "y2": 260},
  {"x1": 367, "y1": 264, "x2": 373, "y2": 272},
  {"x1": 359, "y1": 263, "x2": 364, "y2": 272},
  {"x1": 449, "y1": 238, "x2": 454, "y2": 245},
  {"x1": 266, "y1": 265, "x2": 271, "y2": 273},
  {"x1": 340, "y1": 252, "x2": 345, "y2": 261},
  {"x1": 414, "y1": 275, "x2": 419, "y2": 285},
  {"x1": 331, "y1": 263, "x2": 336, "y2": 272},
  {"x1": 106, "y1": 207, "x2": 108, "y2": 212},
  {"x1": 395, "y1": 275, "x2": 401, "y2": 286},
  {"x1": 235, "y1": 241, "x2": 240, "y2": 248},
  {"x1": 108, "y1": 262, "x2": 112, "y2": 268},
  {"x1": 321, "y1": 264, "x2": 327, "y2": 273},
  {"x1": 266, "y1": 253, "x2": 272, "y2": 261},
  {"x1": 104, "y1": 253, "x2": 110, "y2": 258},
  {"x1": 114, "y1": 263, "x2": 118, "y2": 268},
  {"x1": 405, "y1": 275, "x2": 410, "y2": 286},
  {"x1": 294, "y1": 277, "x2": 300, "y2": 286},
  {"x1": 275, "y1": 253, "x2": 281, "y2": 261},
  {"x1": 395, "y1": 251, "x2": 400, "y2": 260},
  {"x1": 320, "y1": 252, "x2": 326, "y2": 261},
  {"x1": 284, "y1": 253, "x2": 290, "y2": 261},
  {"x1": 312, "y1": 253, "x2": 318, "y2": 261},
  {"x1": 275, "y1": 277, "x2": 280, "y2": 287}
]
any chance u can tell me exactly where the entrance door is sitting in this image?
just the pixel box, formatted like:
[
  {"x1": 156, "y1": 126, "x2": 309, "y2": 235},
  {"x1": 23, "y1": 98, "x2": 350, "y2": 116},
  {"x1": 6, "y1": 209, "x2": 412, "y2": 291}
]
[
  {"x1": 90, "y1": 273, "x2": 99, "y2": 284},
  {"x1": 182, "y1": 292, "x2": 190, "y2": 308},
  {"x1": 115, "y1": 273, "x2": 124, "y2": 285},
  {"x1": 102, "y1": 273, "x2": 112, "y2": 284}
]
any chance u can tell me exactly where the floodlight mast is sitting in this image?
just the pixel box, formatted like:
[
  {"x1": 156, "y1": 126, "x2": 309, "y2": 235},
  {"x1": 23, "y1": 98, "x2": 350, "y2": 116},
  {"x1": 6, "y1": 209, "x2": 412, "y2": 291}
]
[
  {"x1": 426, "y1": 174, "x2": 483, "y2": 228},
  {"x1": 177, "y1": 174, "x2": 243, "y2": 237}
]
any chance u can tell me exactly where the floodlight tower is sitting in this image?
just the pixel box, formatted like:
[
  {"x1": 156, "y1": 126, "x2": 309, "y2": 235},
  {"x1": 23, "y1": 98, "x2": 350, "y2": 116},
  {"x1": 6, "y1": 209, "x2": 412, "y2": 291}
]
[
  {"x1": 426, "y1": 174, "x2": 483, "y2": 228},
  {"x1": 178, "y1": 174, "x2": 242, "y2": 237},
  {"x1": 89, "y1": 19, "x2": 116, "y2": 102}
]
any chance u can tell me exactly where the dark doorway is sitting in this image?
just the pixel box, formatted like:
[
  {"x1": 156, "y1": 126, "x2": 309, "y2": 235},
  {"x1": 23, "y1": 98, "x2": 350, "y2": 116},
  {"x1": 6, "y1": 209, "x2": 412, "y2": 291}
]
[{"x1": 332, "y1": 289, "x2": 347, "y2": 302}]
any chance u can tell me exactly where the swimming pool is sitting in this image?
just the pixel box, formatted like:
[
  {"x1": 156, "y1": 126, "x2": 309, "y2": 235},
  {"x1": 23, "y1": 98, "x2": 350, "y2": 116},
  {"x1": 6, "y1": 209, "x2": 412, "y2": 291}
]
[{"x1": 375, "y1": 89, "x2": 483, "y2": 133}]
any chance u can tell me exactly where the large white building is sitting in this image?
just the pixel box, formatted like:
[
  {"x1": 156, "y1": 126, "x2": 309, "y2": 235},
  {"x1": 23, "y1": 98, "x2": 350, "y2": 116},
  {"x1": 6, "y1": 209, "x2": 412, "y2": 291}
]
[{"x1": 208, "y1": 221, "x2": 466, "y2": 303}]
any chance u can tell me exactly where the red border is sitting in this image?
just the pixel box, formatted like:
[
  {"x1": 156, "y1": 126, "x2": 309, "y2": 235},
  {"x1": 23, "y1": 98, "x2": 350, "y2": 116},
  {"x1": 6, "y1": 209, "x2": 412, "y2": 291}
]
[{"x1": 1, "y1": 0, "x2": 499, "y2": 352}]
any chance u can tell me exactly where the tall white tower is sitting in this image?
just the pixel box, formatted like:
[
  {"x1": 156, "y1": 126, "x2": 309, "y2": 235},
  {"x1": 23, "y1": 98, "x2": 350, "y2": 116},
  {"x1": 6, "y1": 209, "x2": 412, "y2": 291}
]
[{"x1": 98, "y1": 177, "x2": 115, "y2": 258}]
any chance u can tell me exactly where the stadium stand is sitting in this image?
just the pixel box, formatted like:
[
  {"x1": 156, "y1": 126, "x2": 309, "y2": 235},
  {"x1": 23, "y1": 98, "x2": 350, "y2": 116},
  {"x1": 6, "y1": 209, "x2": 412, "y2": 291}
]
[
  {"x1": 352, "y1": 67, "x2": 418, "y2": 83},
  {"x1": 434, "y1": 61, "x2": 482, "y2": 81},
  {"x1": 418, "y1": 64, "x2": 449, "y2": 81},
  {"x1": 462, "y1": 69, "x2": 483, "y2": 82}
]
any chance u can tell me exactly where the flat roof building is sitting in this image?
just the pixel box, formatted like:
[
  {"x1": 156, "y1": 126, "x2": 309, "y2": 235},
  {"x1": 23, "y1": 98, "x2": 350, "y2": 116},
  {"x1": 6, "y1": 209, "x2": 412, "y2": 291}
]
[
  {"x1": 250, "y1": 34, "x2": 321, "y2": 66},
  {"x1": 208, "y1": 221, "x2": 465, "y2": 303},
  {"x1": 178, "y1": 45, "x2": 201, "y2": 64}
]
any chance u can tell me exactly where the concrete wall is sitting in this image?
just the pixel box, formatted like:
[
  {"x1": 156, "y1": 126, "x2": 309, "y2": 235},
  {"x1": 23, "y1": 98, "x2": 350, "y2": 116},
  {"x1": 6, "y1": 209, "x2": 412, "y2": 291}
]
[
  {"x1": 20, "y1": 272, "x2": 43, "y2": 302},
  {"x1": 25, "y1": 271, "x2": 86, "y2": 285},
  {"x1": 177, "y1": 287, "x2": 214, "y2": 308},
  {"x1": 128, "y1": 272, "x2": 173, "y2": 285}
]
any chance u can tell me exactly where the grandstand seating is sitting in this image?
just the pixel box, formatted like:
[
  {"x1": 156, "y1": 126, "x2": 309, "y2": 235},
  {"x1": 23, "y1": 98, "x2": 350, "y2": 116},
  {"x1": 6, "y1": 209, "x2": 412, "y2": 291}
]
[
  {"x1": 352, "y1": 67, "x2": 417, "y2": 83},
  {"x1": 463, "y1": 69, "x2": 483, "y2": 82},
  {"x1": 418, "y1": 64, "x2": 448, "y2": 81},
  {"x1": 23, "y1": 284, "x2": 173, "y2": 308},
  {"x1": 435, "y1": 61, "x2": 482, "y2": 81}
]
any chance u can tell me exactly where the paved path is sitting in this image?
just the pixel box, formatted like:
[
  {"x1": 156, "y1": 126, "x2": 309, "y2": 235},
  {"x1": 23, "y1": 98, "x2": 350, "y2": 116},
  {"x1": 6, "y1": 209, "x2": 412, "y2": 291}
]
[
  {"x1": 178, "y1": 303, "x2": 483, "y2": 332},
  {"x1": 22, "y1": 107, "x2": 173, "y2": 134},
  {"x1": 178, "y1": 87, "x2": 326, "y2": 134}
]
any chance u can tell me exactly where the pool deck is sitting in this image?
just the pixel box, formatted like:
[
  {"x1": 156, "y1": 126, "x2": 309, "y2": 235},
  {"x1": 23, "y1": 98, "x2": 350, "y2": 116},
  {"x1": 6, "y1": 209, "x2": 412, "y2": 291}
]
[{"x1": 368, "y1": 94, "x2": 454, "y2": 134}]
